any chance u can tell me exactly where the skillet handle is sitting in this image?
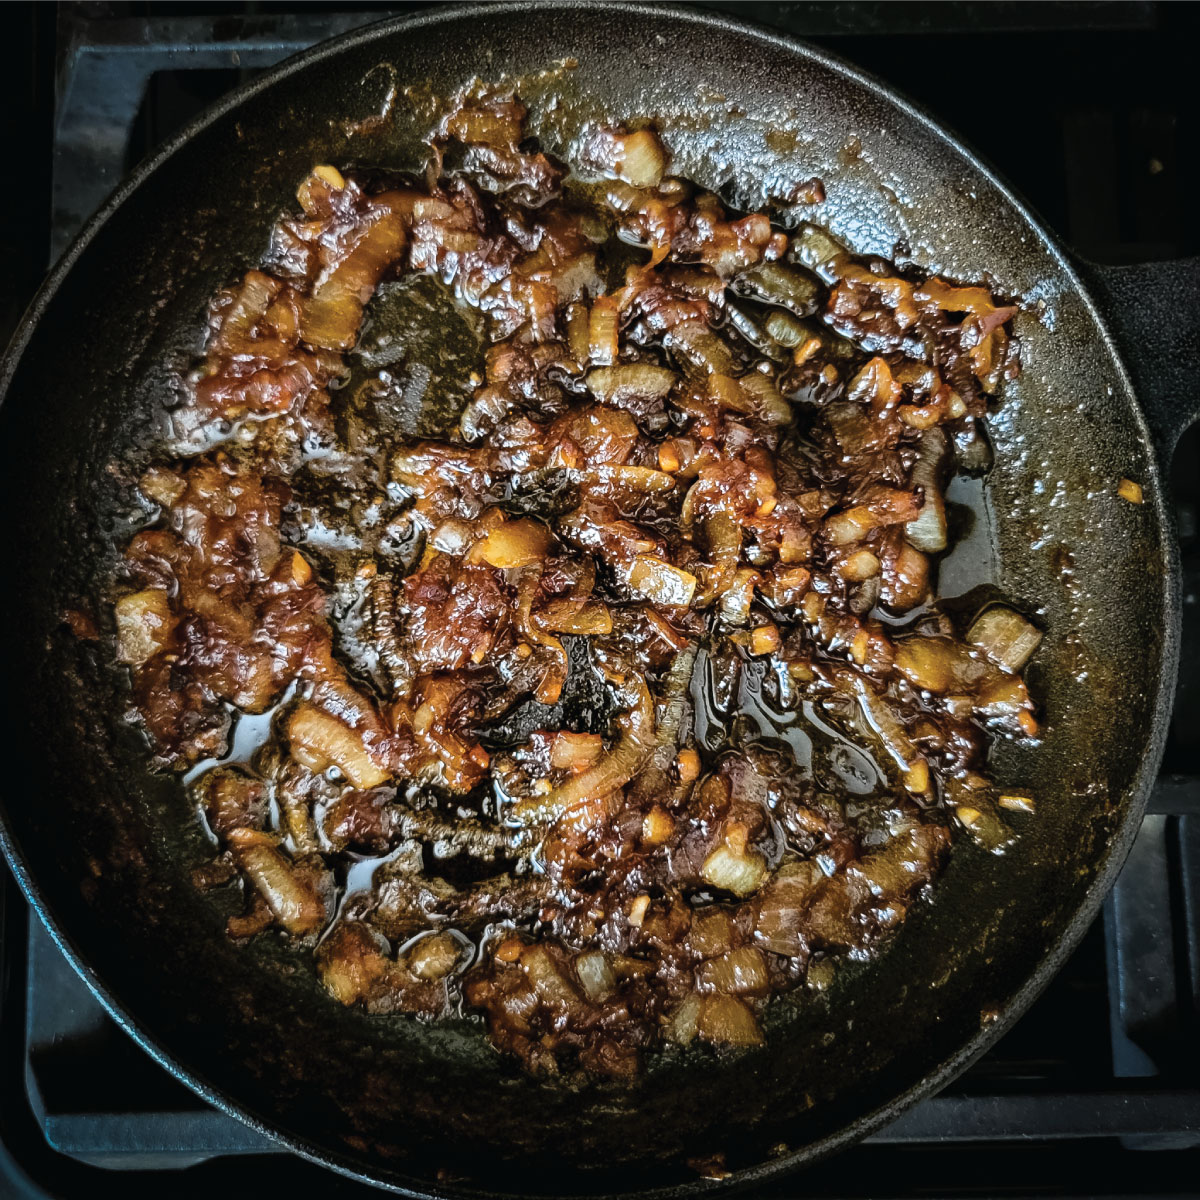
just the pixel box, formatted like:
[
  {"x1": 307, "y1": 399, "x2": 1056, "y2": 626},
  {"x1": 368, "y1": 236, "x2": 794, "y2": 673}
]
[{"x1": 1078, "y1": 257, "x2": 1200, "y2": 466}]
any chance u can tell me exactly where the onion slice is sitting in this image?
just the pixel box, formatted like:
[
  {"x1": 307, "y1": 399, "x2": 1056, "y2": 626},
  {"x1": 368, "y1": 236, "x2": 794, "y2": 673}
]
[
  {"x1": 115, "y1": 589, "x2": 175, "y2": 666},
  {"x1": 515, "y1": 569, "x2": 568, "y2": 705},
  {"x1": 846, "y1": 673, "x2": 917, "y2": 772},
  {"x1": 626, "y1": 555, "x2": 698, "y2": 607},
  {"x1": 733, "y1": 260, "x2": 821, "y2": 317},
  {"x1": 967, "y1": 606, "x2": 1043, "y2": 673},
  {"x1": 511, "y1": 679, "x2": 656, "y2": 824},
  {"x1": 227, "y1": 828, "x2": 327, "y2": 936},
  {"x1": 585, "y1": 363, "x2": 677, "y2": 409},
  {"x1": 287, "y1": 703, "x2": 390, "y2": 790},
  {"x1": 300, "y1": 208, "x2": 409, "y2": 350}
]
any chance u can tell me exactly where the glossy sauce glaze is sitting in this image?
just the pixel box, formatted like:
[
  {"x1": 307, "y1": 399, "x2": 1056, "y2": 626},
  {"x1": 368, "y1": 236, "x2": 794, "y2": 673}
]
[{"x1": 107, "y1": 89, "x2": 1041, "y2": 1079}]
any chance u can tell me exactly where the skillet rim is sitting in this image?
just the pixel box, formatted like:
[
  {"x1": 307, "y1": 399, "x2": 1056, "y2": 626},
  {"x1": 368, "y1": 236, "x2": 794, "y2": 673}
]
[{"x1": 0, "y1": 3, "x2": 1179, "y2": 1195}]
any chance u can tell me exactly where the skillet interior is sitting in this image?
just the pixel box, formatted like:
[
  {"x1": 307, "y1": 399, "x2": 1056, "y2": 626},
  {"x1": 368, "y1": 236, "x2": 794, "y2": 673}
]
[{"x1": 0, "y1": 4, "x2": 1174, "y2": 1195}]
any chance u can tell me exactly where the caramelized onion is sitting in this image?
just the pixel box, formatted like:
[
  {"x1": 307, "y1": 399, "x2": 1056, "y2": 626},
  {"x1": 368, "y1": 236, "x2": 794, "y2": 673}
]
[
  {"x1": 575, "y1": 950, "x2": 617, "y2": 1001},
  {"x1": 626, "y1": 555, "x2": 698, "y2": 607},
  {"x1": 515, "y1": 569, "x2": 567, "y2": 705},
  {"x1": 733, "y1": 260, "x2": 821, "y2": 316},
  {"x1": 666, "y1": 993, "x2": 703, "y2": 1045},
  {"x1": 696, "y1": 946, "x2": 770, "y2": 996},
  {"x1": 736, "y1": 371, "x2": 793, "y2": 426},
  {"x1": 588, "y1": 296, "x2": 620, "y2": 365},
  {"x1": 697, "y1": 995, "x2": 764, "y2": 1046},
  {"x1": 789, "y1": 222, "x2": 847, "y2": 278},
  {"x1": 580, "y1": 464, "x2": 677, "y2": 494},
  {"x1": 967, "y1": 606, "x2": 1043, "y2": 672},
  {"x1": 112, "y1": 83, "x2": 1034, "y2": 1081},
  {"x1": 581, "y1": 126, "x2": 668, "y2": 188},
  {"x1": 664, "y1": 320, "x2": 736, "y2": 376},
  {"x1": 227, "y1": 828, "x2": 327, "y2": 936},
  {"x1": 585, "y1": 363, "x2": 677, "y2": 409},
  {"x1": 848, "y1": 674, "x2": 917, "y2": 771},
  {"x1": 893, "y1": 637, "x2": 959, "y2": 694},
  {"x1": 511, "y1": 679, "x2": 655, "y2": 824},
  {"x1": 533, "y1": 599, "x2": 613, "y2": 636},
  {"x1": 944, "y1": 777, "x2": 1015, "y2": 854},
  {"x1": 754, "y1": 861, "x2": 822, "y2": 956},
  {"x1": 701, "y1": 844, "x2": 768, "y2": 897},
  {"x1": 115, "y1": 589, "x2": 175, "y2": 666},
  {"x1": 906, "y1": 428, "x2": 949, "y2": 552},
  {"x1": 287, "y1": 703, "x2": 390, "y2": 789},
  {"x1": 764, "y1": 310, "x2": 807, "y2": 348},
  {"x1": 477, "y1": 518, "x2": 554, "y2": 569},
  {"x1": 300, "y1": 207, "x2": 409, "y2": 350}
]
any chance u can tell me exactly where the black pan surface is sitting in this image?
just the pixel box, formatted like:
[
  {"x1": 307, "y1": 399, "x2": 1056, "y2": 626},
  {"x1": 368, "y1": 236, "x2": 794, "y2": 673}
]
[{"x1": 0, "y1": 4, "x2": 1183, "y2": 1195}]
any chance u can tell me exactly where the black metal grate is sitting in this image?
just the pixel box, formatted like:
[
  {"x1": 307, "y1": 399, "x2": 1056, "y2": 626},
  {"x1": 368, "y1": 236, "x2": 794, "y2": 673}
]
[{"x1": 2, "y1": 3, "x2": 1199, "y2": 1195}]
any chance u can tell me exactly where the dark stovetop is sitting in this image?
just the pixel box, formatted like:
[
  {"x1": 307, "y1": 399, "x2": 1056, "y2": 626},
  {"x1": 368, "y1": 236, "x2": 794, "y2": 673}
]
[{"x1": 2, "y1": 3, "x2": 1200, "y2": 1197}]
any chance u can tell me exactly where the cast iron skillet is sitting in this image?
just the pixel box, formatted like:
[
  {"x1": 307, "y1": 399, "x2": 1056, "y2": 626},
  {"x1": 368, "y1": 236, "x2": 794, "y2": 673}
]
[{"x1": 1, "y1": 4, "x2": 1197, "y2": 1196}]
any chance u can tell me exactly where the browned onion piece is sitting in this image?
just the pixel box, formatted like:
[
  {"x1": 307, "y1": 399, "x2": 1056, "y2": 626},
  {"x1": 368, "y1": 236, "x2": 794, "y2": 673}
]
[
  {"x1": 564, "y1": 301, "x2": 590, "y2": 363},
  {"x1": 735, "y1": 371, "x2": 793, "y2": 426},
  {"x1": 764, "y1": 309, "x2": 807, "y2": 347},
  {"x1": 717, "y1": 567, "x2": 758, "y2": 626},
  {"x1": 613, "y1": 130, "x2": 668, "y2": 188},
  {"x1": 511, "y1": 679, "x2": 655, "y2": 824},
  {"x1": 549, "y1": 732, "x2": 605, "y2": 772},
  {"x1": 300, "y1": 207, "x2": 409, "y2": 350},
  {"x1": 725, "y1": 302, "x2": 786, "y2": 363},
  {"x1": 317, "y1": 920, "x2": 390, "y2": 1005},
  {"x1": 696, "y1": 946, "x2": 770, "y2": 996},
  {"x1": 588, "y1": 296, "x2": 619, "y2": 365},
  {"x1": 733, "y1": 260, "x2": 821, "y2": 317},
  {"x1": 515, "y1": 568, "x2": 568, "y2": 705},
  {"x1": 533, "y1": 599, "x2": 613, "y2": 636},
  {"x1": 227, "y1": 828, "x2": 327, "y2": 936},
  {"x1": 790, "y1": 222, "x2": 847, "y2": 278},
  {"x1": 907, "y1": 427, "x2": 949, "y2": 553},
  {"x1": 893, "y1": 637, "x2": 961, "y2": 694},
  {"x1": 579, "y1": 464, "x2": 677, "y2": 495},
  {"x1": 115, "y1": 589, "x2": 175, "y2": 666},
  {"x1": 580, "y1": 126, "x2": 668, "y2": 188},
  {"x1": 664, "y1": 320, "x2": 737, "y2": 376},
  {"x1": 477, "y1": 519, "x2": 554, "y2": 569},
  {"x1": 944, "y1": 777, "x2": 1015, "y2": 854},
  {"x1": 700, "y1": 843, "x2": 767, "y2": 897},
  {"x1": 585, "y1": 364, "x2": 678, "y2": 409},
  {"x1": 824, "y1": 507, "x2": 878, "y2": 546},
  {"x1": 697, "y1": 995, "x2": 764, "y2": 1046},
  {"x1": 836, "y1": 548, "x2": 880, "y2": 582},
  {"x1": 296, "y1": 164, "x2": 346, "y2": 216},
  {"x1": 847, "y1": 673, "x2": 917, "y2": 771},
  {"x1": 967, "y1": 605, "x2": 1043, "y2": 672},
  {"x1": 754, "y1": 861, "x2": 823, "y2": 956},
  {"x1": 626, "y1": 555, "x2": 698, "y2": 607},
  {"x1": 408, "y1": 931, "x2": 465, "y2": 980},
  {"x1": 574, "y1": 950, "x2": 617, "y2": 1001},
  {"x1": 212, "y1": 270, "x2": 281, "y2": 356},
  {"x1": 666, "y1": 993, "x2": 703, "y2": 1045},
  {"x1": 698, "y1": 510, "x2": 742, "y2": 600}
]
